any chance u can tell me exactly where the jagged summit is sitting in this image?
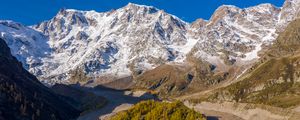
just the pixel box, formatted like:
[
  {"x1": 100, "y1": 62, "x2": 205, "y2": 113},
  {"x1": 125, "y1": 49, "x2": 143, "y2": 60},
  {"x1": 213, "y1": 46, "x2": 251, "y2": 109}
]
[
  {"x1": 190, "y1": 18, "x2": 207, "y2": 29},
  {"x1": 208, "y1": 5, "x2": 241, "y2": 24},
  {"x1": 246, "y1": 3, "x2": 279, "y2": 13},
  {"x1": 278, "y1": 0, "x2": 300, "y2": 27},
  {"x1": 214, "y1": 4, "x2": 241, "y2": 12},
  {"x1": 56, "y1": 3, "x2": 160, "y2": 16},
  {"x1": 286, "y1": 0, "x2": 300, "y2": 4},
  {"x1": 57, "y1": 3, "x2": 159, "y2": 16},
  {"x1": 125, "y1": 2, "x2": 158, "y2": 10}
]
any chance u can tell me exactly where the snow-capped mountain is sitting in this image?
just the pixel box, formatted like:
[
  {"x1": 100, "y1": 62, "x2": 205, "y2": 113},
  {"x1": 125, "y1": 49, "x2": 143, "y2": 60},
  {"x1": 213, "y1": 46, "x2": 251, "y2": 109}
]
[
  {"x1": 34, "y1": 3, "x2": 191, "y2": 84},
  {"x1": 278, "y1": 0, "x2": 300, "y2": 30},
  {"x1": 189, "y1": 3, "x2": 281, "y2": 66},
  {"x1": 0, "y1": 20, "x2": 51, "y2": 70},
  {"x1": 1, "y1": 1, "x2": 300, "y2": 85}
]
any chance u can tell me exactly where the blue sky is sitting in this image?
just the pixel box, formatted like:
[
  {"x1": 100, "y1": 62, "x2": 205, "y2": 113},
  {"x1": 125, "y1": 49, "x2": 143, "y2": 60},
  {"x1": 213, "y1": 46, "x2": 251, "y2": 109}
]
[{"x1": 0, "y1": 0, "x2": 285, "y2": 25}]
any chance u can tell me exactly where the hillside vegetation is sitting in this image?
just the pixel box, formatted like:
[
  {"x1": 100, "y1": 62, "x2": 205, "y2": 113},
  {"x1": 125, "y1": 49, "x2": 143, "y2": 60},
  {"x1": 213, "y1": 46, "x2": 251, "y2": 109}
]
[
  {"x1": 51, "y1": 84, "x2": 107, "y2": 114},
  {"x1": 134, "y1": 59, "x2": 230, "y2": 98},
  {"x1": 111, "y1": 100, "x2": 206, "y2": 120},
  {"x1": 209, "y1": 55, "x2": 300, "y2": 108},
  {"x1": 0, "y1": 38, "x2": 80, "y2": 120}
]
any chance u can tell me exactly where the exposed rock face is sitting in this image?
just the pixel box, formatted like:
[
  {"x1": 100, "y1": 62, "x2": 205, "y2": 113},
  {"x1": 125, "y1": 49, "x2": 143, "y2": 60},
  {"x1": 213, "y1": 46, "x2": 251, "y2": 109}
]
[
  {"x1": 0, "y1": 38, "x2": 79, "y2": 120},
  {"x1": 0, "y1": 1, "x2": 300, "y2": 85}
]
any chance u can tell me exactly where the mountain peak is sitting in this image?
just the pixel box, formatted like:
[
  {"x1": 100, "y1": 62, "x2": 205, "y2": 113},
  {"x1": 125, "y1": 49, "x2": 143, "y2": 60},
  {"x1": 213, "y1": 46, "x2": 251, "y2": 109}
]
[
  {"x1": 282, "y1": 0, "x2": 300, "y2": 11},
  {"x1": 246, "y1": 3, "x2": 278, "y2": 10},
  {"x1": 278, "y1": 0, "x2": 300, "y2": 28},
  {"x1": 121, "y1": 2, "x2": 159, "y2": 15},
  {"x1": 125, "y1": 3, "x2": 157, "y2": 9},
  {"x1": 216, "y1": 5, "x2": 241, "y2": 11},
  {"x1": 0, "y1": 20, "x2": 24, "y2": 29},
  {"x1": 57, "y1": 8, "x2": 86, "y2": 16},
  {"x1": 285, "y1": 0, "x2": 300, "y2": 4},
  {"x1": 190, "y1": 18, "x2": 207, "y2": 30},
  {"x1": 209, "y1": 5, "x2": 241, "y2": 24}
]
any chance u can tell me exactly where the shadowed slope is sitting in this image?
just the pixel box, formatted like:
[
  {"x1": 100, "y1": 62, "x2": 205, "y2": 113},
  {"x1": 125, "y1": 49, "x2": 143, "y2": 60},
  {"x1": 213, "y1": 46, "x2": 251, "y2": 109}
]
[{"x1": 0, "y1": 38, "x2": 80, "y2": 120}]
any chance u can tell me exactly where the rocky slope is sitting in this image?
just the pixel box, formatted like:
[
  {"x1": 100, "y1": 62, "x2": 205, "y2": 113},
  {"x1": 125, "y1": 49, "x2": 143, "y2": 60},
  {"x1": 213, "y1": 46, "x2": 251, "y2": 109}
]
[
  {"x1": 0, "y1": 38, "x2": 79, "y2": 120},
  {"x1": 203, "y1": 18, "x2": 300, "y2": 109},
  {"x1": 0, "y1": 0, "x2": 299, "y2": 86}
]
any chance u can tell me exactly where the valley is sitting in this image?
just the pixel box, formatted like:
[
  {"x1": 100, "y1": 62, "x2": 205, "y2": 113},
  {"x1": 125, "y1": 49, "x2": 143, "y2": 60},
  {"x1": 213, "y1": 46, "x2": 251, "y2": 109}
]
[{"x1": 77, "y1": 87, "x2": 156, "y2": 120}]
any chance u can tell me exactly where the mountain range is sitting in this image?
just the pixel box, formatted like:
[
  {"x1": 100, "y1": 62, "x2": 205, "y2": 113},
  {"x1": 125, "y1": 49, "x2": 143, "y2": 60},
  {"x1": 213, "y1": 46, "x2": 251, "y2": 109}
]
[{"x1": 0, "y1": 0, "x2": 299, "y2": 86}]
